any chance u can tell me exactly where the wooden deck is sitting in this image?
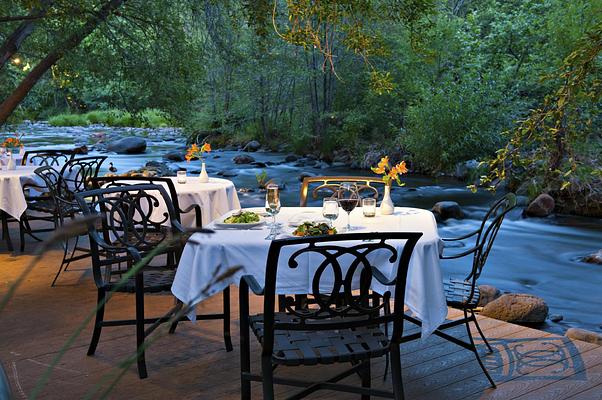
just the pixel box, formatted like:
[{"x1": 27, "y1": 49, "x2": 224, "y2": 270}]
[{"x1": 1, "y1": 244, "x2": 601, "y2": 399}]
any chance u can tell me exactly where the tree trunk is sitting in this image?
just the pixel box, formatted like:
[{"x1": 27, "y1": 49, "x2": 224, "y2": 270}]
[
  {"x1": 0, "y1": 0, "x2": 54, "y2": 70},
  {"x1": 0, "y1": 0, "x2": 125, "y2": 125}
]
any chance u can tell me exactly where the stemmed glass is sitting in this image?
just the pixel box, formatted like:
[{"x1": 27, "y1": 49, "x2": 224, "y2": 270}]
[
  {"x1": 265, "y1": 183, "x2": 281, "y2": 239},
  {"x1": 337, "y1": 183, "x2": 359, "y2": 232},
  {"x1": 322, "y1": 197, "x2": 339, "y2": 228}
]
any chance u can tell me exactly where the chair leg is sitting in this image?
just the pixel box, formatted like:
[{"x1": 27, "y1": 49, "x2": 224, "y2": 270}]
[
  {"x1": 1, "y1": 212, "x2": 13, "y2": 252},
  {"x1": 62, "y1": 234, "x2": 80, "y2": 272},
  {"x1": 390, "y1": 345, "x2": 405, "y2": 400},
  {"x1": 168, "y1": 300, "x2": 181, "y2": 334},
  {"x1": 361, "y1": 360, "x2": 371, "y2": 400},
  {"x1": 87, "y1": 289, "x2": 106, "y2": 356},
  {"x1": 464, "y1": 311, "x2": 496, "y2": 388},
  {"x1": 471, "y1": 310, "x2": 493, "y2": 353},
  {"x1": 261, "y1": 354, "x2": 275, "y2": 400},
  {"x1": 240, "y1": 286, "x2": 251, "y2": 400},
  {"x1": 135, "y1": 274, "x2": 148, "y2": 379},
  {"x1": 223, "y1": 286, "x2": 233, "y2": 352},
  {"x1": 19, "y1": 218, "x2": 25, "y2": 253}
]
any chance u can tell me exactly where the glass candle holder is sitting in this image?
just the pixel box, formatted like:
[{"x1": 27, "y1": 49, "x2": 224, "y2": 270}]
[
  {"x1": 362, "y1": 198, "x2": 376, "y2": 217},
  {"x1": 177, "y1": 170, "x2": 187, "y2": 184}
]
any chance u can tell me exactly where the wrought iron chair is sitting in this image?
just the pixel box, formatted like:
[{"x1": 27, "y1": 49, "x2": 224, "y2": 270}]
[
  {"x1": 402, "y1": 193, "x2": 516, "y2": 389},
  {"x1": 75, "y1": 184, "x2": 231, "y2": 379},
  {"x1": 240, "y1": 231, "x2": 423, "y2": 399},
  {"x1": 91, "y1": 176, "x2": 203, "y2": 227},
  {"x1": 32, "y1": 156, "x2": 106, "y2": 285},
  {"x1": 299, "y1": 176, "x2": 385, "y2": 207},
  {"x1": 21, "y1": 149, "x2": 76, "y2": 167}
]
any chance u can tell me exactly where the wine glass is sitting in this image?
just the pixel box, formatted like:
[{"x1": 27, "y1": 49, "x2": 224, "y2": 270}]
[
  {"x1": 337, "y1": 183, "x2": 359, "y2": 232},
  {"x1": 322, "y1": 197, "x2": 339, "y2": 228},
  {"x1": 265, "y1": 183, "x2": 281, "y2": 239}
]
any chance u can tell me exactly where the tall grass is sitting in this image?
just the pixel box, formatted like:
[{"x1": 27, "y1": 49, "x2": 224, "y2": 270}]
[{"x1": 47, "y1": 109, "x2": 172, "y2": 128}]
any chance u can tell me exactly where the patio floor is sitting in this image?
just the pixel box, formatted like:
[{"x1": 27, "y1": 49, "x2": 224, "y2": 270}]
[{"x1": 1, "y1": 237, "x2": 601, "y2": 399}]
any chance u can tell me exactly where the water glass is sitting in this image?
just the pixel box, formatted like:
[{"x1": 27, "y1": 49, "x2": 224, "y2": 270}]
[
  {"x1": 322, "y1": 198, "x2": 339, "y2": 228},
  {"x1": 265, "y1": 184, "x2": 281, "y2": 239},
  {"x1": 177, "y1": 170, "x2": 187, "y2": 184},
  {"x1": 362, "y1": 198, "x2": 376, "y2": 217}
]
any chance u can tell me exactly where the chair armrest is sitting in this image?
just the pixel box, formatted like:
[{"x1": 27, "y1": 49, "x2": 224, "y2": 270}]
[
  {"x1": 440, "y1": 244, "x2": 482, "y2": 259},
  {"x1": 370, "y1": 267, "x2": 396, "y2": 286},
  {"x1": 240, "y1": 275, "x2": 264, "y2": 295},
  {"x1": 441, "y1": 228, "x2": 481, "y2": 241},
  {"x1": 179, "y1": 204, "x2": 203, "y2": 227}
]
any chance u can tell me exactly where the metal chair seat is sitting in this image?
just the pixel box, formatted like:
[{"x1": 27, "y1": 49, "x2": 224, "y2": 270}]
[
  {"x1": 249, "y1": 312, "x2": 389, "y2": 366},
  {"x1": 443, "y1": 278, "x2": 481, "y2": 309},
  {"x1": 105, "y1": 269, "x2": 176, "y2": 293},
  {"x1": 26, "y1": 198, "x2": 56, "y2": 213}
]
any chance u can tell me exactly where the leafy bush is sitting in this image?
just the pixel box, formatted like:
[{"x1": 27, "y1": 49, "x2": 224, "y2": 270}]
[
  {"x1": 138, "y1": 109, "x2": 170, "y2": 128},
  {"x1": 48, "y1": 113, "x2": 90, "y2": 127},
  {"x1": 401, "y1": 82, "x2": 506, "y2": 173}
]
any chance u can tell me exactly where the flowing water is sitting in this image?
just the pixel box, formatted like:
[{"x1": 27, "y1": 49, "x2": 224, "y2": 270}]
[{"x1": 6, "y1": 122, "x2": 602, "y2": 334}]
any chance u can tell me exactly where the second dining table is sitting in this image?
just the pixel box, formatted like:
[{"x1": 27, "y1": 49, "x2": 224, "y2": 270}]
[{"x1": 172, "y1": 206, "x2": 448, "y2": 339}]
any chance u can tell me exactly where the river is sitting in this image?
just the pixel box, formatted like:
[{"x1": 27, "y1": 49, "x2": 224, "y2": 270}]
[{"x1": 6, "y1": 122, "x2": 602, "y2": 335}]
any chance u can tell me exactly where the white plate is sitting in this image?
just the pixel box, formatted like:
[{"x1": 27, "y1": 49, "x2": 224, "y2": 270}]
[
  {"x1": 287, "y1": 211, "x2": 323, "y2": 227},
  {"x1": 214, "y1": 211, "x2": 266, "y2": 229}
]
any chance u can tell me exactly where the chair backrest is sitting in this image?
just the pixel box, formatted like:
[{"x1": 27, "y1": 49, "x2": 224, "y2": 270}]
[
  {"x1": 469, "y1": 193, "x2": 517, "y2": 281},
  {"x1": 21, "y1": 149, "x2": 76, "y2": 167},
  {"x1": 34, "y1": 166, "x2": 71, "y2": 211},
  {"x1": 300, "y1": 176, "x2": 386, "y2": 206},
  {"x1": 59, "y1": 156, "x2": 107, "y2": 197},
  {"x1": 90, "y1": 176, "x2": 183, "y2": 222},
  {"x1": 260, "y1": 232, "x2": 422, "y2": 353},
  {"x1": 74, "y1": 184, "x2": 182, "y2": 288}
]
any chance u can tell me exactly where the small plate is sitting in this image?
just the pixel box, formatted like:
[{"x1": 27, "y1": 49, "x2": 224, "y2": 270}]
[{"x1": 214, "y1": 211, "x2": 266, "y2": 229}]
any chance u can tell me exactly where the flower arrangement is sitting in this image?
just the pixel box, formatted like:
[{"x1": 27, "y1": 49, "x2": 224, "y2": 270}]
[
  {"x1": 2, "y1": 133, "x2": 24, "y2": 152},
  {"x1": 185, "y1": 142, "x2": 211, "y2": 163},
  {"x1": 371, "y1": 156, "x2": 408, "y2": 186}
]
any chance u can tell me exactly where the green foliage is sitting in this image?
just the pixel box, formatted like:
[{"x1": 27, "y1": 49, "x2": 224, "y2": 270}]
[
  {"x1": 48, "y1": 113, "x2": 90, "y2": 127},
  {"x1": 47, "y1": 109, "x2": 171, "y2": 128}
]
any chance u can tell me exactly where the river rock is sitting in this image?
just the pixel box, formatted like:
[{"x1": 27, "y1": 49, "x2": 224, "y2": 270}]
[
  {"x1": 431, "y1": 201, "x2": 464, "y2": 221},
  {"x1": 515, "y1": 195, "x2": 530, "y2": 207},
  {"x1": 107, "y1": 137, "x2": 147, "y2": 154},
  {"x1": 525, "y1": 193, "x2": 555, "y2": 217},
  {"x1": 233, "y1": 155, "x2": 255, "y2": 164},
  {"x1": 163, "y1": 150, "x2": 185, "y2": 161},
  {"x1": 581, "y1": 250, "x2": 602, "y2": 265},
  {"x1": 565, "y1": 328, "x2": 602, "y2": 345},
  {"x1": 242, "y1": 140, "x2": 261, "y2": 152},
  {"x1": 454, "y1": 159, "x2": 479, "y2": 179},
  {"x1": 299, "y1": 172, "x2": 316, "y2": 182},
  {"x1": 481, "y1": 294, "x2": 549, "y2": 324},
  {"x1": 252, "y1": 161, "x2": 268, "y2": 168},
  {"x1": 284, "y1": 154, "x2": 298, "y2": 162},
  {"x1": 477, "y1": 285, "x2": 501, "y2": 307},
  {"x1": 73, "y1": 145, "x2": 88, "y2": 154},
  {"x1": 217, "y1": 170, "x2": 238, "y2": 178},
  {"x1": 549, "y1": 314, "x2": 563, "y2": 322},
  {"x1": 360, "y1": 149, "x2": 385, "y2": 169}
]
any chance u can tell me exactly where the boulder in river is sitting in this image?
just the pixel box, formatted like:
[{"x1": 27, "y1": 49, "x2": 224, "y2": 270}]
[
  {"x1": 549, "y1": 314, "x2": 563, "y2": 322},
  {"x1": 454, "y1": 159, "x2": 479, "y2": 180},
  {"x1": 107, "y1": 137, "x2": 147, "y2": 154},
  {"x1": 477, "y1": 285, "x2": 501, "y2": 307},
  {"x1": 242, "y1": 140, "x2": 261, "y2": 152},
  {"x1": 565, "y1": 328, "x2": 602, "y2": 345},
  {"x1": 581, "y1": 250, "x2": 602, "y2": 265},
  {"x1": 431, "y1": 201, "x2": 464, "y2": 221},
  {"x1": 233, "y1": 154, "x2": 255, "y2": 164},
  {"x1": 525, "y1": 193, "x2": 555, "y2": 217},
  {"x1": 481, "y1": 293, "x2": 549, "y2": 324},
  {"x1": 284, "y1": 154, "x2": 298, "y2": 162},
  {"x1": 163, "y1": 150, "x2": 185, "y2": 162}
]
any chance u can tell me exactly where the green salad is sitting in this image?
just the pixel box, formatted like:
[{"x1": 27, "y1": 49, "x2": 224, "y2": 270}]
[
  {"x1": 293, "y1": 222, "x2": 337, "y2": 237},
  {"x1": 224, "y1": 211, "x2": 260, "y2": 224}
]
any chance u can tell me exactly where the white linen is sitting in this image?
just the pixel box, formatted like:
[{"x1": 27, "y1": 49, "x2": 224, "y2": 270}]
[
  {"x1": 172, "y1": 206, "x2": 448, "y2": 338},
  {"x1": 0, "y1": 166, "x2": 43, "y2": 219}
]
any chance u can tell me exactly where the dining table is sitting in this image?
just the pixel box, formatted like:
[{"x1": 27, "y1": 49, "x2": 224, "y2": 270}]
[{"x1": 172, "y1": 206, "x2": 448, "y2": 339}]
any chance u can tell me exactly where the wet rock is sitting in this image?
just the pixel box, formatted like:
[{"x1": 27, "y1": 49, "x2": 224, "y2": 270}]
[
  {"x1": 431, "y1": 201, "x2": 464, "y2": 221},
  {"x1": 360, "y1": 149, "x2": 385, "y2": 169},
  {"x1": 233, "y1": 155, "x2": 255, "y2": 164},
  {"x1": 565, "y1": 328, "x2": 602, "y2": 345},
  {"x1": 525, "y1": 193, "x2": 555, "y2": 217},
  {"x1": 581, "y1": 250, "x2": 602, "y2": 265},
  {"x1": 284, "y1": 154, "x2": 298, "y2": 162},
  {"x1": 299, "y1": 172, "x2": 316, "y2": 182},
  {"x1": 238, "y1": 188, "x2": 255, "y2": 193},
  {"x1": 217, "y1": 170, "x2": 238, "y2": 178},
  {"x1": 454, "y1": 159, "x2": 479, "y2": 179},
  {"x1": 252, "y1": 161, "x2": 268, "y2": 168},
  {"x1": 305, "y1": 154, "x2": 318, "y2": 161},
  {"x1": 107, "y1": 137, "x2": 147, "y2": 154},
  {"x1": 242, "y1": 140, "x2": 261, "y2": 152},
  {"x1": 549, "y1": 314, "x2": 564, "y2": 322},
  {"x1": 213, "y1": 155, "x2": 221, "y2": 159},
  {"x1": 477, "y1": 285, "x2": 501, "y2": 307},
  {"x1": 515, "y1": 195, "x2": 530, "y2": 207},
  {"x1": 481, "y1": 294, "x2": 549, "y2": 324},
  {"x1": 73, "y1": 145, "x2": 88, "y2": 155},
  {"x1": 316, "y1": 161, "x2": 330, "y2": 169},
  {"x1": 163, "y1": 150, "x2": 185, "y2": 162}
]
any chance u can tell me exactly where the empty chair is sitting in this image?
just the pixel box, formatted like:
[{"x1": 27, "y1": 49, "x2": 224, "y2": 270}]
[
  {"x1": 21, "y1": 149, "x2": 76, "y2": 167},
  {"x1": 402, "y1": 193, "x2": 516, "y2": 388},
  {"x1": 240, "y1": 231, "x2": 422, "y2": 399},
  {"x1": 75, "y1": 184, "x2": 231, "y2": 379},
  {"x1": 299, "y1": 175, "x2": 385, "y2": 206}
]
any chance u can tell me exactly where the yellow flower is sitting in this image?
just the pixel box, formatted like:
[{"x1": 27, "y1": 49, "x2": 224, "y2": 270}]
[
  {"x1": 377, "y1": 156, "x2": 389, "y2": 170},
  {"x1": 394, "y1": 161, "x2": 408, "y2": 175},
  {"x1": 201, "y1": 142, "x2": 211, "y2": 153}
]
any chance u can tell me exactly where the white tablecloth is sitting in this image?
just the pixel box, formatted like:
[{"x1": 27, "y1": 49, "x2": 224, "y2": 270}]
[
  {"x1": 172, "y1": 206, "x2": 447, "y2": 338},
  {"x1": 168, "y1": 177, "x2": 240, "y2": 226},
  {"x1": 0, "y1": 166, "x2": 42, "y2": 219}
]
